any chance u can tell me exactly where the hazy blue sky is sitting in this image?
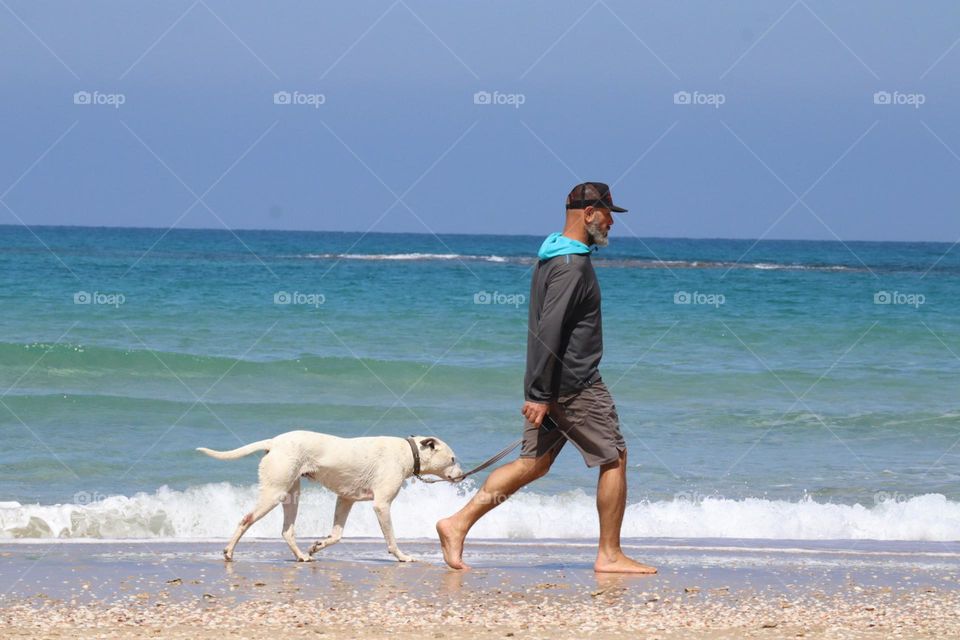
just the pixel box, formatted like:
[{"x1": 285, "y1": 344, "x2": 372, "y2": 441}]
[{"x1": 1, "y1": 1, "x2": 958, "y2": 241}]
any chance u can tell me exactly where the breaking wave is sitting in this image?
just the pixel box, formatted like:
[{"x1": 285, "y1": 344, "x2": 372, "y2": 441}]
[
  {"x1": 2, "y1": 483, "x2": 958, "y2": 542},
  {"x1": 294, "y1": 253, "x2": 864, "y2": 272}
]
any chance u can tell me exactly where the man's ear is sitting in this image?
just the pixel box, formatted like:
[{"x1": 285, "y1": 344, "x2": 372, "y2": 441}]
[
  {"x1": 582, "y1": 205, "x2": 596, "y2": 223},
  {"x1": 419, "y1": 437, "x2": 437, "y2": 451}
]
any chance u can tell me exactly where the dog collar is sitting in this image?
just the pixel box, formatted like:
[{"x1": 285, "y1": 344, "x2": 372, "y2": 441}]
[{"x1": 406, "y1": 436, "x2": 421, "y2": 476}]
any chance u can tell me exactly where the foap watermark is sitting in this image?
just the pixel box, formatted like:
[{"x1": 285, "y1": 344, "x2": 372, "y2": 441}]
[
  {"x1": 474, "y1": 492, "x2": 510, "y2": 507},
  {"x1": 73, "y1": 291, "x2": 125, "y2": 307},
  {"x1": 674, "y1": 290, "x2": 725, "y2": 308},
  {"x1": 473, "y1": 90, "x2": 525, "y2": 109},
  {"x1": 874, "y1": 290, "x2": 925, "y2": 308},
  {"x1": 873, "y1": 490, "x2": 914, "y2": 506},
  {"x1": 673, "y1": 90, "x2": 725, "y2": 108},
  {"x1": 273, "y1": 90, "x2": 326, "y2": 108},
  {"x1": 274, "y1": 291, "x2": 325, "y2": 308},
  {"x1": 873, "y1": 90, "x2": 925, "y2": 109},
  {"x1": 73, "y1": 490, "x2": 110, "y2": 506},
  {"x1": 73, "y1": 90, "x2": 125, "y2": 109},
  {"x1": 473, "y1": 290, "x2": 526, "y2": 308},
  {"x1": 674, "y1": 490, "x2": 725, "y2": 505}
]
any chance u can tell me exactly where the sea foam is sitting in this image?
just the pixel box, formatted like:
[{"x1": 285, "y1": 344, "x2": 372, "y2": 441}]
[{"x1": 1, "y1": 483, "x2": 958, "y2": 542}]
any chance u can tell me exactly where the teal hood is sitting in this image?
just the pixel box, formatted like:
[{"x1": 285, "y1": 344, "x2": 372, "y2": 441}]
[{"x1": 537, "y1": 232, "x2": 592, "y2": 260}]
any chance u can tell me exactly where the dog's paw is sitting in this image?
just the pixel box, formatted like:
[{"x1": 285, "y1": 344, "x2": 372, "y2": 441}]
[
  {"x1": 296, "y1": 555, "x2": 313, "y2": 563},
  {"x1": 396, "y1": 554, "x2": 416, "y2": 563},
  {"x1": 310, "y1": 535, "x2": 342, "y2": 555}
]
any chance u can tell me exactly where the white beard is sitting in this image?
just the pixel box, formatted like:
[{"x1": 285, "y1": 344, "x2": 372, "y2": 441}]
[{"x1": 586, "y1": 218, "x2": 609, "y2": 247}]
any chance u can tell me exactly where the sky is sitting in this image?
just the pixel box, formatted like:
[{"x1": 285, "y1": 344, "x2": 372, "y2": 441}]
[{"x1": 1, "y1": 1, "x2": 959, "y2": 241}]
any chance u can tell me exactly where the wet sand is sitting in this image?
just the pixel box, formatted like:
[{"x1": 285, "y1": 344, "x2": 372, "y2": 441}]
[{"x1": 2, "y1": 537, "x2": 959, "y2": 638}]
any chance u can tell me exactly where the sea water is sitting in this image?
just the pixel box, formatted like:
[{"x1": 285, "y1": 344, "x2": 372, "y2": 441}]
[{"x1": 1, "y1": 226, "x2": 958, "y2": 541}]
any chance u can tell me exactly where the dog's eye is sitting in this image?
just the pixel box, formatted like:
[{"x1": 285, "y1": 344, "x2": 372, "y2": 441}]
[{"x1": 452, "y1": 457, "x2": 456, "y2": 464}]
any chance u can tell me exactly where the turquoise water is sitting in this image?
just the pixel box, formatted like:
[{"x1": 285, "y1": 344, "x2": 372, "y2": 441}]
[{"x1": 1, "y1": 226, "x2": 959, "y2": 540}]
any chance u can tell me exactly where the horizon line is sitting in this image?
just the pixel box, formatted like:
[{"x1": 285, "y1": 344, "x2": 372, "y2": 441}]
[{"x1": 0, "y1": 223, "x2": 952, "y2": 245}]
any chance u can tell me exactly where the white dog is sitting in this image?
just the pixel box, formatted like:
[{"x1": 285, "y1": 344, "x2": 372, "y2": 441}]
[{"x1": 197, "y1": 431, "x2": 462, "y2": 562}]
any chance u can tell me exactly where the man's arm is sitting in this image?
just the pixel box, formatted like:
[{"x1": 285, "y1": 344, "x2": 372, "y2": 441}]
[{"x1": 524, "y1": 262, "x2": 584, "y2": 422}]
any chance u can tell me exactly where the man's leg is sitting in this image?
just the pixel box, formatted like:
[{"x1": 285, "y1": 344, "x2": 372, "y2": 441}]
[
  {"x1": 437, "y1": 452, "x2": 554, "y2": 569},
  {"x1": 594, "y1": 449, "x2": 657, "y2": 574}
]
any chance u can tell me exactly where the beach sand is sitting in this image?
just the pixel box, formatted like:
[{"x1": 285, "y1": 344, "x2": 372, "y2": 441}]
[{"x1": 2, "y1": 537, "x2": 958, "y2": 639}]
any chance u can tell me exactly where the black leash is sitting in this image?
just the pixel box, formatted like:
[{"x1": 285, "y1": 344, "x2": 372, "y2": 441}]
[{"x1": 406, "y1": 436, "x2": 522, "y2": 484}]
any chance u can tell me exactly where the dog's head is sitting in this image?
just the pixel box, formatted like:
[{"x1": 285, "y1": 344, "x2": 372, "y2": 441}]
[{"x1": 411, "y1": 436, "x2": 462, "y2": 480}]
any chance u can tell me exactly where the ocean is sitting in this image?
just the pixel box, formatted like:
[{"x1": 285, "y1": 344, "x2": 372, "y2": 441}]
[{"x1": 1, "y1": 225, "x2": 959, "y2": 542}]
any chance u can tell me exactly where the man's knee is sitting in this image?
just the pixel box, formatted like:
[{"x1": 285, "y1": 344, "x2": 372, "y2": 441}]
[{"x1": 520, "y1": 454, "x2": 553, "y2": 480}]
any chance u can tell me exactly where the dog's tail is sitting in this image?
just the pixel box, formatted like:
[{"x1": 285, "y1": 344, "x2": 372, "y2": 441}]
[{"x1": 196, "y1": 439, "x2": 273, "y2": 460}]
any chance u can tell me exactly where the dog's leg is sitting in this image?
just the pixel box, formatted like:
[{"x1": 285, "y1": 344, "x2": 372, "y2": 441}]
[
  {"x1": 372, "y1": 492, "x2": 413, "y2": 562},
  {"x1": 281, "y1": 478, "x2": 311, "y2": 562},
  {"x1": 309, "y1": 495, "x2": 353, "y2": 556},
  {"x1": 223, "y1": 492, "x2": 282, "y2": 562}
]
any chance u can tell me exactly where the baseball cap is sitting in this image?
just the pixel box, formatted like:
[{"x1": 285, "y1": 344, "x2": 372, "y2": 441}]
[{"x1": 565, "y1": 182, "x2": 628, "y2": 213}]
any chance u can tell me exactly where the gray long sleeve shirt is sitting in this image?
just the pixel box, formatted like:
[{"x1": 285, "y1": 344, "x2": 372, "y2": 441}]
[{"x1": 524, "y1": 253, "x2": 603, "y2": 402}]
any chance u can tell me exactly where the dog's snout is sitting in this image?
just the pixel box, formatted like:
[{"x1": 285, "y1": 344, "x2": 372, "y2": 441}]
[{"x1": 446, "y1": 464, "x2": 464, "y2": 479}]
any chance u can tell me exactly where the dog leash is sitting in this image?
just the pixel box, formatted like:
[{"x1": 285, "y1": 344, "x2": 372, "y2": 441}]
[{"x1": 407, "y1": 437, "x2": 522, "y2": 484}]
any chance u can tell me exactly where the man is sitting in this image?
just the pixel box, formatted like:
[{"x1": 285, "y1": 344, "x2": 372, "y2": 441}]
[{"x1": 437, "y1": 182, "x2": 656, "y2": 574}]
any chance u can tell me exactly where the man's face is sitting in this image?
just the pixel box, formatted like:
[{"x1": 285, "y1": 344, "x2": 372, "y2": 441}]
[{"x1": 584, "y1": 207, "x2": 614, "y2": 247}]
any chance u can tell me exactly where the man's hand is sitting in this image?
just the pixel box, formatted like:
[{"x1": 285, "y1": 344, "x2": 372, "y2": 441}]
[{"x1": 521, "y1": 401, "x2": 549, "y2": 427}]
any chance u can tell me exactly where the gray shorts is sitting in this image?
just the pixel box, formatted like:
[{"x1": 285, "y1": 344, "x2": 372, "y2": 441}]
[{"x1": 520, "y1": 380, "x2": 626, "y2": 468}]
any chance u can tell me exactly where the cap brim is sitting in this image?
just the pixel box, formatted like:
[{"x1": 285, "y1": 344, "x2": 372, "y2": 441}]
[{"x1": 566, "y1": 200, "x2": 629, "y2": 212}]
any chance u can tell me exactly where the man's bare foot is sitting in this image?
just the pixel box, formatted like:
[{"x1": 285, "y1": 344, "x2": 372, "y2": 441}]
[
  {"x1": 436, "y1": 517, "x2": 470, "y2": 570},
  {"x1": 594, "y1": 550, "x2": 657, "y2": 574}
]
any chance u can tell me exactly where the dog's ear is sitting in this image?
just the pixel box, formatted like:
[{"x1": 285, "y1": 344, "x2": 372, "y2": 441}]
[{"x1": 419, "y1": 437, "x2": 437, "y2": 451}]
